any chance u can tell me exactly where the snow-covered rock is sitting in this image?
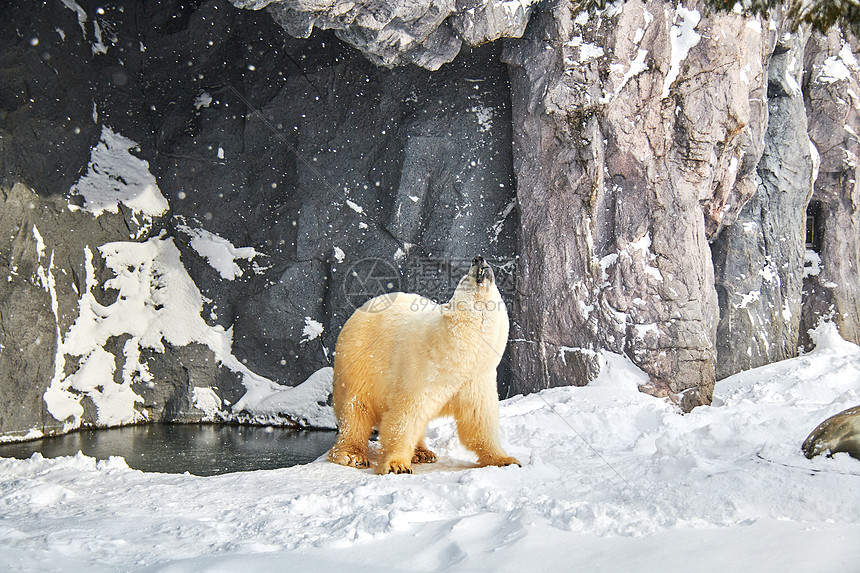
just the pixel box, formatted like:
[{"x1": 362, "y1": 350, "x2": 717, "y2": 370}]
[{"x1": 231, "y1": 0, "x2": 538, "y2": 70}]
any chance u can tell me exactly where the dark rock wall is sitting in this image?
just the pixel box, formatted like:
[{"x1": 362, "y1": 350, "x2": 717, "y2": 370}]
[
  {"x1": 1, "y1": 0, "x2": 859, "y2": 437},
  {"x1": 145, "y1": 6, "x2": 518, "y2": 384},
  {"x1": 0, "y1": 0, "x2": 516, "y2": 437}
]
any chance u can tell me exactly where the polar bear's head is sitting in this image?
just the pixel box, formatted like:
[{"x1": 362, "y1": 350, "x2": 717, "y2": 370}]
[
  {"x1": 447, "y1": 256, "x2": 506, "y2": 319},
  {"x1": 470, "y1": 256, "x2": 495, "y2": 287},
  {"x1": 452, "y1": 256, "x2": 498, "y2": 301}
]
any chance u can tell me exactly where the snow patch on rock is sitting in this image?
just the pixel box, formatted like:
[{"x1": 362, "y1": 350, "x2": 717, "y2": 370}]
[
  {"x1": 663, "y1": 6, "x2": 701, "y2": 99},
  {"x1": 42, "y1": 236, "x2": 283, "y2": 431},
  {"x1": 69, "y1": 126, "x2": 169, "y2": 221},
  {"x1": 176, "y1": 222, "x2": 260, "y2": 281}
]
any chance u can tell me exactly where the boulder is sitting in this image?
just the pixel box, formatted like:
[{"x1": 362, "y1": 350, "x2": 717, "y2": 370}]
[{"x1": 802, "y1": 405, "x2": 860, "y2": 460}]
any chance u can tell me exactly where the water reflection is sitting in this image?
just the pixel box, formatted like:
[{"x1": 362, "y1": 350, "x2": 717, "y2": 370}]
[{"x1": 0, "y1": 425, "x2": 337, "y2": 476}]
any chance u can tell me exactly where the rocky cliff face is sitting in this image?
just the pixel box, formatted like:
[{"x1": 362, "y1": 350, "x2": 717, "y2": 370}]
[
  {"x1": 504, "y1": 0, "x2": 773, "y2": 410},
  {"x1": 1, "y1": 0, "x2": 859, "y2": 438},
  {"x1": 800, "y1": 28, "x2": 860, "y2": 352},
  {"x1": 711, "y1": 22, "x2": 814, "y2": 379},
  {"x1": 231, "y1": 0, "x2": 537, "y2": 70}
]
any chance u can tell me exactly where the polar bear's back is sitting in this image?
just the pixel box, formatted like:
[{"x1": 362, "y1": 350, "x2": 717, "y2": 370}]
[
  {"x1": 333, "y1": 292, "x2": 441, "y2": 421},
  {"x1": 361, "y1": 292, "x2": 439, "y2": 315}
]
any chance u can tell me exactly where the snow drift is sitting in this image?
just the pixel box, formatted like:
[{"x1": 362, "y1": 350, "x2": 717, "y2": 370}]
[{"x1": 1, "y1": 323, "x2": 858, "y2": 572}]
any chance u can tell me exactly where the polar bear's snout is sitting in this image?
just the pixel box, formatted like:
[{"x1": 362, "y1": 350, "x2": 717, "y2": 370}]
[{"x1": 472, "y1": 256, "x2": 493, "y2": 285}]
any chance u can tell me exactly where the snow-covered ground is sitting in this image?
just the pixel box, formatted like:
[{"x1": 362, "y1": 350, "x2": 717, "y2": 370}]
[{"x1": 1, "y1": 323, "x2": 859, "y2": 572}]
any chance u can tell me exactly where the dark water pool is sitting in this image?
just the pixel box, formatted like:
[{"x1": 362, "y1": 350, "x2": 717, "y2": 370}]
[{"x1": 0, "y1": 425, "x2": 337, "y2": 476}]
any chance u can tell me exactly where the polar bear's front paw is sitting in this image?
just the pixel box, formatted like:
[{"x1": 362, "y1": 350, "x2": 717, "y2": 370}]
[
  {"x1": 328, "y1": 446, "x2": 370, "y2": 469},
  {"x1": 412, "y1": 445, "x2": 437, "y2": 464},
  {"x1": 376, "y1": 459, "x2": 413, "y2": 475}
]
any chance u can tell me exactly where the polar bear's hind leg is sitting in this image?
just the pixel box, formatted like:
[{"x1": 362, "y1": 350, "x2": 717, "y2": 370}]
[
  {"x1": 376, "y1": 393, "x2": 449, "y2": 474},
  {"x1": 412, "y1": 439, "x2": 437, "y2": 464},
  {"x1": 452, "y1": 375, "x2": 521, "y2": 468}
]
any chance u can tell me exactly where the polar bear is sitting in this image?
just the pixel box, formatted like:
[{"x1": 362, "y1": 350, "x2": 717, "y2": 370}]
[{"x1": 329, "y1": 256, "x2": 520, "y2": 474}]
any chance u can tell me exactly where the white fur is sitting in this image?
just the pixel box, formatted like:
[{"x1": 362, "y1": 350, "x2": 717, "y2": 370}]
[{"x1": 329, "y1": 263, "x2": 519, "y2": 474}]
